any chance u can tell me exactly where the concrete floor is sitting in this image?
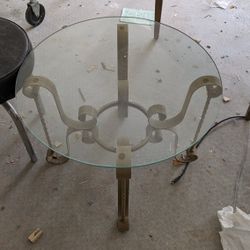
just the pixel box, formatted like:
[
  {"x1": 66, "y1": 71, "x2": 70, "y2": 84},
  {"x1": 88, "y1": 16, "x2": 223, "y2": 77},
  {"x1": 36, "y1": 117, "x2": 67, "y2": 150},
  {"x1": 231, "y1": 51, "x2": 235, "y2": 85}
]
[{"x1": 0, "y1": 0, "x2": 250, "y2": 249}]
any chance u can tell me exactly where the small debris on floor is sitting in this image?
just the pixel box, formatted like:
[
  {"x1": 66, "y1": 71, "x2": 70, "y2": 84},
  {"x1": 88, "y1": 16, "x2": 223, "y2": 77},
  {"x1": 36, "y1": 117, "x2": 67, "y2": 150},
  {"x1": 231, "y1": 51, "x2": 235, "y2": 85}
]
[
  {"x1": 1, "y1": 206, "x2": 5, "y2": 211},
  {"x1": 87, "y1": 64, "x2": 98, "y2": 73},
  {"x1": 246, "y1": 70, "x2": 249, "y2": 73},
  {"x1": 155, "y1": 69, "x2": 160, "y2": 73},
  {"x1": 206, "y1": 45, "x2": 211, "y2": 49},
  {"x1": 79, "y1": 180, "x2": 88, "y2": 184},
  {"x1": 209, "y1": 0, "x2": 231, "y2": 9},
  {"x1": 101, "y1": 62, "x2": 115, "y2": 72},
  {"x1": 223, "y1": 96, "x2": 231, "y2": 103},
  {"x1": 206, "y1": 169, "x2": 212, "y2": 175},
  {"x1": 193, "y1": 39, "x2": 201, "y2": 44},
  {"x1": 221, "y1": 55, "x2": 229, "y2": 59},
  {"x1": 170, "y1": 5, "x2": 177, "y2": 7},
  {"x1": 87, "y1": 201, "x2": 94, "y2": 206},
  {"x1": 157, "y1": 79, "x2": 162, "y2": 83},
  {"x1": 16, "y1": 225, "x2": 21, "y2": 230},
  {"x1": 28, "y1": 228, "x2": 43, "y2": 243},
  {"x1": 149, "y1": 234, "x2": 153, "y2": 239},
  {"x1": 104, "y1": 1, "x2": 111, "y2": 6},
  {"x1": 54, "y1": 141, "x2": 62, "y2": 148},
  {"x1": 6, "y1": 158, "x2": 15, "y2": 164},
  {"x1": 229, "y1": 5, "x2": 237, "y2": 9},
  {"x1": 204, "y1": 14, "x2": 212, "y2": 18},
  {"x1": 78, "y1": 88, "x2": 86, "y2": 102}
]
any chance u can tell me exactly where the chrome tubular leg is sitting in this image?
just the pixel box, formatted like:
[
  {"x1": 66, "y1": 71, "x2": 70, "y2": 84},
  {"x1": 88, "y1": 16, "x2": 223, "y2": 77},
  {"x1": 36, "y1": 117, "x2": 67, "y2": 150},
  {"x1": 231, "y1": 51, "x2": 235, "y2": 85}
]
[{"x1": 2, "y1": 101, "x2": 37, "y2": 162}]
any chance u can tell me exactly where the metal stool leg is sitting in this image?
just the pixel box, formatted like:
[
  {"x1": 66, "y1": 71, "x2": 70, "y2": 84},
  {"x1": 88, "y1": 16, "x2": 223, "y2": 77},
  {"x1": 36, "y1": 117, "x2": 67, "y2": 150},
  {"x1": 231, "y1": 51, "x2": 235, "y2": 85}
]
[
  {"x1": 2, "y1": 102, "x2": 37, "y2": 163},
  {"x1": 245, "y1": 103, "x2": 250, "y2": 121},
  {"x1": 154, "y1": 0, "x2": 163, "y2": 39}
]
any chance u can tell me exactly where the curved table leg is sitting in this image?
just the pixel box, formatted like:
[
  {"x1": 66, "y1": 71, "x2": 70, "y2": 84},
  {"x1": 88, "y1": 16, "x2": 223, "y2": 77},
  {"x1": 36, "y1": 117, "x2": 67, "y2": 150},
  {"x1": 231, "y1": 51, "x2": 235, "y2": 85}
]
[
  {"x1": 2, "y1": 101, "x2": 37, "y2": 163},
  {"x1": 34, "y1": 89, "x2": 68, "y2": 165}
]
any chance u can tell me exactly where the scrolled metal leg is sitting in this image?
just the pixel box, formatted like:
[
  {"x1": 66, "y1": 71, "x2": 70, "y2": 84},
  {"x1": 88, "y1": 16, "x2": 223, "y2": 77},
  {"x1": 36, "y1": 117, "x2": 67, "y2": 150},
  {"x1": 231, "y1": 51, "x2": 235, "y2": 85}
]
[
  {"x1": 2, "y1": 101, "x2": 37, "y2": 163},
  {"x1": 116, "y1": 137, "x2": 131, "y2": 232},
  {"x1": 117, "y1": 24, "x2": 128, "y2": 118}
]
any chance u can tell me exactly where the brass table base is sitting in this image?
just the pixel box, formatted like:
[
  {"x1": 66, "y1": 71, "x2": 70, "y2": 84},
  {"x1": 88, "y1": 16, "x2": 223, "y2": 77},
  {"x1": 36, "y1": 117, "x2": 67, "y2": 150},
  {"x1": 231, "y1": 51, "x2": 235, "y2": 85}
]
[{"x1": 116, "y1": 168, "x2": 131, "y2": 232}]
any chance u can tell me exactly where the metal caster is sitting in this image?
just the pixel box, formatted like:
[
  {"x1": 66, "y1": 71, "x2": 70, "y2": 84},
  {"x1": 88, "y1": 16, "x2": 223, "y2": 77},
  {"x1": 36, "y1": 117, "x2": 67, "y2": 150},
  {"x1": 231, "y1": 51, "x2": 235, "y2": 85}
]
[{"x1": 25, "y1": 0, "x2": 45, "y2": 27}]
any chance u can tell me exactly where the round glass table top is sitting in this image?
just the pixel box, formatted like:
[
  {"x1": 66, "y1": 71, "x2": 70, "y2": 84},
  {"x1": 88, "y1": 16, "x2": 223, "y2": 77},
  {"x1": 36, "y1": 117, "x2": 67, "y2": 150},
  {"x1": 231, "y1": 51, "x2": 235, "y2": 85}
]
[{"x1": 16, "y1": 17, "x2": 222, "y2": 168}]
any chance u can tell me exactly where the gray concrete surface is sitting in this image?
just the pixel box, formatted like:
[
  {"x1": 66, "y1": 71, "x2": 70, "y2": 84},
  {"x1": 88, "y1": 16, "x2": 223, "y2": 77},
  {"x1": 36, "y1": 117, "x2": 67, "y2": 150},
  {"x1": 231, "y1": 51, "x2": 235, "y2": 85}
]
[{"x1": 0, "y1": 0, "x2": 250, "y2": 249}]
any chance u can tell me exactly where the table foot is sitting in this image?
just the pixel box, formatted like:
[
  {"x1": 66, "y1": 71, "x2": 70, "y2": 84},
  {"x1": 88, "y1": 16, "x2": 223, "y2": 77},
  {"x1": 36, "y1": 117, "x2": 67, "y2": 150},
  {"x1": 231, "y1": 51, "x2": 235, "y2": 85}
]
[
  {"x1": 46, "y1": 149, "x2": 69, "y2": 165},
  {"x1": 117, "y1": 216, "x2": 129, "y2": 232},
  {"x1": 172, "y1": 147, "x2": 198, "y2": 166}
]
